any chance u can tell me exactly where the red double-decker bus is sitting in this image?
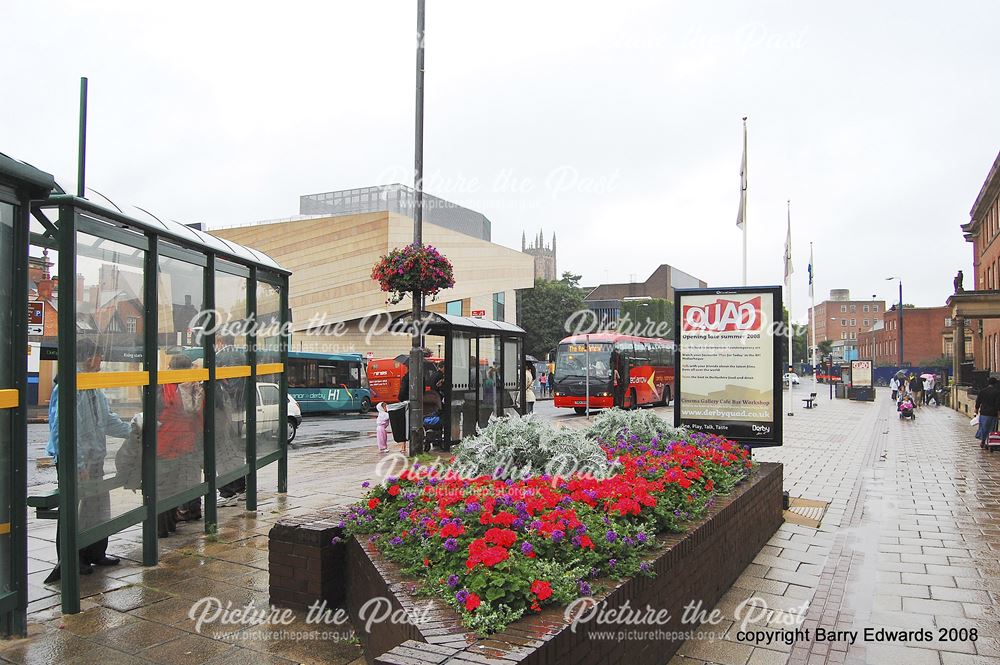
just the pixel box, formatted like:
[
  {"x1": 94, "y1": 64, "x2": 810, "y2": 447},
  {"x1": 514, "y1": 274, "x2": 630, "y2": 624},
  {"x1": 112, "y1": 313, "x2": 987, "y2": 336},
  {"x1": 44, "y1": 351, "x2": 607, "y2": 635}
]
[{"x1": 552, "y1": 333, "x2": 674, "y2": 414}]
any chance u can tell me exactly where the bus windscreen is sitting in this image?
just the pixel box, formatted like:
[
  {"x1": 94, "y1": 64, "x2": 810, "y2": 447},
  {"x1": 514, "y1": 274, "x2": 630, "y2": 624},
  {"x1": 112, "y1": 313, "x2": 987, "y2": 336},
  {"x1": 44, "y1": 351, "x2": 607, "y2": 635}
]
[{"x1": 556, "y1": 343, "x2": 613, "y2": 380}]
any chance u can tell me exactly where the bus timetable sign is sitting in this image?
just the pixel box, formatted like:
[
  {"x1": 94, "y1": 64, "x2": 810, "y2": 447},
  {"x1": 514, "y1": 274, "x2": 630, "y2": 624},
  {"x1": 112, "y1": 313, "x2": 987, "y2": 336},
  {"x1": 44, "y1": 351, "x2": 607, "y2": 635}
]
[{"x1": 674, "y1": 286, "x2": 783, "y2": 447}]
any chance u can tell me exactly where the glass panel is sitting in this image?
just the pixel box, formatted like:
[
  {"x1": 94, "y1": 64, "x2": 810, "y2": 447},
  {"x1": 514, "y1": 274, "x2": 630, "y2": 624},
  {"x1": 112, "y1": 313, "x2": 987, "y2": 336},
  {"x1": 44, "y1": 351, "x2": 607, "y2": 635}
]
[
  {"x1": 0, "y1": 201, "x2": 14, "y2": 592},
  {"x1": 157, "y1": 254, "x2": 206, "y2": 509},
  {"x1": 449, "y1": 332, "x2": 475, "y2": 442},
  {"x1": 504, "y1": 337, "x2": 521, "y2": 416},
  {"x1": 478, "y1": 336, "x2": 499, "y2": 427},
  {"x1": 74, "y1": 231, "x2": 146, "y2": 542},
  {"x1": 446, "y1": 300, "x2": 462, "y2": 316},
  {"x1": 255, "y1": 374, "x2": 281, "y2": 459},
  {"x1": 255, "y1": 281, "x2": 282, "y2": 461},
  {"x1": 215, "y1": 271, "x2": 248, "y2": 492}
]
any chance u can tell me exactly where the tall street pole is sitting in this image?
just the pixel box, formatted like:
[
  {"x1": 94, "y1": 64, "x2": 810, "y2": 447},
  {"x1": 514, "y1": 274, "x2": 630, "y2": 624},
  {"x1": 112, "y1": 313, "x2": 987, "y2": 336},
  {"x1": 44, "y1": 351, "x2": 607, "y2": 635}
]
[
  {"x1": 77, "y1": 76, "x2": 88, "y2": 198},
  {"x1": 898, "y1": 280, "x2": 904, "y2": 368},
  {"x1": 408, "y1": 0, "x2": 426, "y2": 456}
]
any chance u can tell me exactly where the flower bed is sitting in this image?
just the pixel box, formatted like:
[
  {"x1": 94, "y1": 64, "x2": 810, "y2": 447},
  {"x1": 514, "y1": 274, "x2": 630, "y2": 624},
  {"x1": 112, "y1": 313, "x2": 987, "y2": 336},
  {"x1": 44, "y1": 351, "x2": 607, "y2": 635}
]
[{"x1": 342, "y1": 419, "x2": 753, "y2": 634}]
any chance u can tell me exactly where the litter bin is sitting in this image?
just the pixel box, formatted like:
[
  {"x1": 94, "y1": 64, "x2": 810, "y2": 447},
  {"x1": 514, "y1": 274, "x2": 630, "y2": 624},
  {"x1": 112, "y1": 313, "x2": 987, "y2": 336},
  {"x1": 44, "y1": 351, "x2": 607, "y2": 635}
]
[
  {"x1": 388, "y1": 401, "x2": 408, "y2": 443},
  {"x1": 835, "y1": 383, "x2": 847, "y2": 399}
]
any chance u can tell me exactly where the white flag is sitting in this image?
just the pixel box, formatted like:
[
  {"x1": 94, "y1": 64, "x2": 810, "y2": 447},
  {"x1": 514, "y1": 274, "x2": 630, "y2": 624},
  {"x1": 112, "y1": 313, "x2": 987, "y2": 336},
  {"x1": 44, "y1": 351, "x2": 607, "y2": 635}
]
[
  {"x1": 784, "y1": 201, "x2": 793, "y2": 285},
  {"x1": 736, "y1": 120, "x2": 747, "y2": 229}
]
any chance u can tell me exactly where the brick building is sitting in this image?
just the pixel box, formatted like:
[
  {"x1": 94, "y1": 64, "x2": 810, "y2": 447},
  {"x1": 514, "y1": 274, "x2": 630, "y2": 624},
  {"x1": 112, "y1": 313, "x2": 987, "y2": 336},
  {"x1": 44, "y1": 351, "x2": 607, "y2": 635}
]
[
  {"x1": 807, "y1": 289, "x2": 886, "y2": 361},
  {"x1": 582, "y1": 264, "x2": 706, "y2": 328},
  {"x1": 857, "y1": 305, "x2": 961, "y2": 366},
  {"x1": 949, "y1": 150, "x2": 1000, "y2": 377}
]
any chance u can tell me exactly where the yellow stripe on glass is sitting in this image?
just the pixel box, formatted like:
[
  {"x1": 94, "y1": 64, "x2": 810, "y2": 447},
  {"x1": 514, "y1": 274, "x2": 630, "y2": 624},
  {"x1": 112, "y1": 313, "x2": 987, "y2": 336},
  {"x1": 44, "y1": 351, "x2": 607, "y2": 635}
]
[
  {"x1": 255, "y1": 363, "x2": 284, "y2": 375},
  {"x1": 77, "y1": 372, "x2": 150, "y2": 390},
  {"x1": 158, "y1": 369, "x2": 210, "y2": 385},
  {"x1": 216, "y1": 366, "x2": 252, "y2": 379},
  {"x1": 0, "y1": 389, "x2": 18, "y2": 409}
]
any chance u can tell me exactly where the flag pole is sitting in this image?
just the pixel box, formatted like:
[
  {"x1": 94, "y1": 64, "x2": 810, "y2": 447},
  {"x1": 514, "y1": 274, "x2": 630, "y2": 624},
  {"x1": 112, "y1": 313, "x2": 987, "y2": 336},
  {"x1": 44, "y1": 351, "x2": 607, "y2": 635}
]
[
  {"x1": 741, "y1": 117, "x2": 748, "y2": 286},
  {"x1": 787, "y1": 200, "x2": 794, "y2": 417},
  {"x1": 810, "y1": 241, "x2": 817, "y2": 386}
]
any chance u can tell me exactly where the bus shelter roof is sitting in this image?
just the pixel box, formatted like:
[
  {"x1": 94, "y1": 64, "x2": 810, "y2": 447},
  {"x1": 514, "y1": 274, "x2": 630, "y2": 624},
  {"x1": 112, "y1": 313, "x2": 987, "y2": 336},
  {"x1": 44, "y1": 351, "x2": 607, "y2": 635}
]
[{"x1": 392, "y1": 311, "x2": 525, "y2": 336}]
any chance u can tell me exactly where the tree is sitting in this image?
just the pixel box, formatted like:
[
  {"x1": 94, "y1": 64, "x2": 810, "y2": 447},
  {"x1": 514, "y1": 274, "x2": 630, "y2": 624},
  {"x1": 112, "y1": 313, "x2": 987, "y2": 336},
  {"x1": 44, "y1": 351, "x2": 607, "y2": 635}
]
[
  {"x1": 518, "y1": 277, "x2": 586, "y2": 359},
  {"x1": 618, "y1": 298, "x2": 673, "y2": 339},
  {"x1": 818, "y1": 340, "x2": 833, "y2": 357}
]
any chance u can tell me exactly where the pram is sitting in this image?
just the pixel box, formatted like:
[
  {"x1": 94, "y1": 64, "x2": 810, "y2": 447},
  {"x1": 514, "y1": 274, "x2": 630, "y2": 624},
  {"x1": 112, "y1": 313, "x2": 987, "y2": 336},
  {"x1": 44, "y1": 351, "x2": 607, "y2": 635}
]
[
  {"x1": 897, "y1": 395, "x2": 916, "y2": 420},
  {"x1": 421, "y1": 390, "x2": 447, "y2": 452}
]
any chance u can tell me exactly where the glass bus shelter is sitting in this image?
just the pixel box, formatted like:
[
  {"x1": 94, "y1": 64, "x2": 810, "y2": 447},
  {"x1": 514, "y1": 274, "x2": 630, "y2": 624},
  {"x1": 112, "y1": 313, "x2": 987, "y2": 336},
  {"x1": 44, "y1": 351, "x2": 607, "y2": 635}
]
[
  {"x1": 392, "y1": 312, "x2": 526, "y2": 447},
  {"x1": 2, "y1": 152, "x2": 291, "y2": 625}
]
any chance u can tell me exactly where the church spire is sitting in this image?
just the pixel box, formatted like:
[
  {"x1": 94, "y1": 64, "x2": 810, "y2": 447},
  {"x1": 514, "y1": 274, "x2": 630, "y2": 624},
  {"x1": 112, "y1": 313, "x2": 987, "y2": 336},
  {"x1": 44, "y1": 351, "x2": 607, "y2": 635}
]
[{"x1": 521, "y1": 230, "x2": 526, "y2": 251}]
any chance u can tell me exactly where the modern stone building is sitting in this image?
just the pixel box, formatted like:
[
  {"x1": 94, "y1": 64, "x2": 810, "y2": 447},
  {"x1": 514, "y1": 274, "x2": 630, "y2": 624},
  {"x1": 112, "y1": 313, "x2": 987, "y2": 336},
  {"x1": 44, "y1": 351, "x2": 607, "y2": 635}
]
[
  {"x1": 582, "y1": 264, "x2": 706, "y2": 328},
  {"x1": 521, "y1": 230, "x2": 556, "y2": 281},
  {"x1": 300, "y1": 184, "x2": 491, "y2": 241},
  {"x1": 212, "y1": 210, "x2": 532, "y2": 358}
]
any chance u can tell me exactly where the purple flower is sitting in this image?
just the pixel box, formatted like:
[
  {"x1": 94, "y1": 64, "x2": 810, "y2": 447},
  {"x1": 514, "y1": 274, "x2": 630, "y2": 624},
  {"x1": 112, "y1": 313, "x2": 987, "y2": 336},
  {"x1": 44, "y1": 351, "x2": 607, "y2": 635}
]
[
  {"x1": 465, "y1": 502, "x2": 480, "y2": 513},
  {"x1": 529, "y1": 520, "x2": 543, "y2": 531},
  {"x1": 571, "y1": 535, "x2": 582, "y2": 547},
  {"x1": 551, "y1": 530, "x2": 565, "y2": 543},
  {"x1": 456, "y1": 590, "x2": 469, "y2": 603},
  {"x1": 640, "y1": 562, "x2": 651, "y2": 573},
  {"x1": 520, "y1": 541, "x2": 534, "y2": 556},
  {"x1": 398, "y1": 510, "x2": 410, "y2": 520},
  {"x1": 608, "y1": 559, "x2": 617, "y2": 568},
  {"x1": 331, "y1": 536, "x2": 342, "y2": 545},
  {"x1": 605, "y1": 531, "x2": 617, "y2": 543},
  {"x1": 512, "y1": 518, "x2": 526, "y2": 530},
  {"x1": 447, "y1": 575, "x2": 460, "y2": 588},
  {"x1": 389, "y1": 536, "x2": 403, "y2": 546},
  {"x1": 636, "y1": 532, "x2": 647, "y2": 544},
  {"x1": 578, "y1": 581, "x2": 592, "y2": 596},
  {"x1": 361, "y1": 481, "x2": 370, "y2": 488},
  {"x1": 443, "y1": 538, "x2": 458, "y2": 553},
  {"x1": 368, "y1": 534, "x2": 378, "y2": 543}
]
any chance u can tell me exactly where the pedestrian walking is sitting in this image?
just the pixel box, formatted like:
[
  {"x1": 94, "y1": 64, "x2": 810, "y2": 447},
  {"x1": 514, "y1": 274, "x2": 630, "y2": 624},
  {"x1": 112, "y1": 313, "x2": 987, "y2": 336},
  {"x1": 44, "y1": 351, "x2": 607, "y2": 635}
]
[
  {"x1": 524, "y1": 362, "x2": 536, "y2": 414},
  {"x1": 908, "y1": 374, "x2": 923, "y2": 408},
  {"x1": 375, "y1": 402, "x2": 390, "y2": 453},
  {"x1": 889, "y1": 376, "x2": 900, "y2": 401},
  {"x1": 539, "y1": 372, "x2": 548, "y2": 398},
  {"x1": 923, "y1": 375, "x2": 934, "y2": 405},
  {"x1": 975, "y1": 377, "x2": 1000, "y2": 448}
]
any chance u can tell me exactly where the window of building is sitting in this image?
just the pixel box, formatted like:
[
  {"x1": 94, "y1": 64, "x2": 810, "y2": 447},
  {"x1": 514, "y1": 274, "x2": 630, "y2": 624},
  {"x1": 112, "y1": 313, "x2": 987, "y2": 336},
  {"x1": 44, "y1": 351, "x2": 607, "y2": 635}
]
[
  {"x1": 850, "y1": 331, "x2": 856, "y2": 340},
  {"x1": 842, "y1": 319, "x2": 847, "y2": 326},
  {"x1": 863, "y1": 304, "x2": 869, "y2": 312},
  {"x1": 492, "y1": 291, "x2": 505, "y2": 321},
  {"x1": 850, "y1": 305, "x2": 856, "y2": 312},
  {"x1": 446, "y1": 300, "x2": 462, "y2": 316},
  {"x1": 864, "y1": 319, "x2": 870, "y2": 327},
  {"x1": 126, "y1": 317, "x2": 137, "y2": 334},
  {"x1": 841, "y1": 332, "x2": 847, "y2": 340},
  {"x1": 873, "y1": 305, "x2": 879, "y2": 312},
  {"x1": 850, "y1": 319, "x2": 856, "y2": 326},
  {"x1": 945, "y1": 317, "x2": 952, "y2": 327},
  {"x1": 840, "y1": 305, "x2": 847, "y2": 313}
]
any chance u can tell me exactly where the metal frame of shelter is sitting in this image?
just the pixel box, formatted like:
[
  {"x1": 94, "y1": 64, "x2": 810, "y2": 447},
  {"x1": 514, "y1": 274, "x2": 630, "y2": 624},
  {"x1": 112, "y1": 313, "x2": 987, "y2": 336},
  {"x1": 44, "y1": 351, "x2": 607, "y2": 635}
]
[
  {"x1": 1, "y1": 153, "x2": 291, "y2": 628},
  {"x1": 391, "y1": 311, "x2": 527, "y2": 448}
]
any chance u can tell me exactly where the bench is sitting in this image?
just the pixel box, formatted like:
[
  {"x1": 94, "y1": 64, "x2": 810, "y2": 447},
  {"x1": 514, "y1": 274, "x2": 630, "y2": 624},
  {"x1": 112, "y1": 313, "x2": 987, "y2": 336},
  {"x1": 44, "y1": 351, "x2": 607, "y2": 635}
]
[
  {"x1": 802, "y1": 393, "x2": 818, "y2": 409},
  {"x1": 27, "y1": 488, "x2": 59, "y2": 520},
  {"x1": 27, "y1": 476, "x2": 126, "y2": 520}
]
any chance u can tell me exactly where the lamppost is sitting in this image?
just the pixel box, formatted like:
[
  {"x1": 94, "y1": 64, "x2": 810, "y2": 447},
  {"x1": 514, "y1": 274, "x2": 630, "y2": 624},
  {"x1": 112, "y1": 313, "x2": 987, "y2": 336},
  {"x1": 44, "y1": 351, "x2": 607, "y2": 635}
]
[{"x1": 886, "y1": 277, "x2": 903, "y2": 368}]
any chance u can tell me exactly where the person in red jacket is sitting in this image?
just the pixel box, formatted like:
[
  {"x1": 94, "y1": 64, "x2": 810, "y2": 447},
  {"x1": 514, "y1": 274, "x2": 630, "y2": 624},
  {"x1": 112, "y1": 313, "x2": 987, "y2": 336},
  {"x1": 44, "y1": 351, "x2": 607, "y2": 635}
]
[{"x1": 157, "y1": 354, "x2": 204, "y2": 536}]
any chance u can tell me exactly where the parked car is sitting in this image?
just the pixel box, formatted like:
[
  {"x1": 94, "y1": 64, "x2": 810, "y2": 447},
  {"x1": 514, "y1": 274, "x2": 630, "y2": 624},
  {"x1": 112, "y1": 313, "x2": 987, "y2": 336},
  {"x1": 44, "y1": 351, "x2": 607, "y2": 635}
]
[
  {"x1": 783, "y1": 372, "x2": 800, "y2": 386},
  {"x1": 254, "y1": 382, "x2": 303, "y2": 443}
]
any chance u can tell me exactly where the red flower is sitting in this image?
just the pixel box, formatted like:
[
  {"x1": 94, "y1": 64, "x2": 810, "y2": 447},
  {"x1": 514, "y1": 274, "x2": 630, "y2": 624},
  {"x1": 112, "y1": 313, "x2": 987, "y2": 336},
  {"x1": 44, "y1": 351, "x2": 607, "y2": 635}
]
[
  {"x1": 705, "y1": 479, "x2": 714, "y2": 492},
  {"x1": 439, "y1": 522, "x2": 466, "y2": 539},
  {"x1": 465, "y1": 592, "x2": 481, "y2": 611},
  {"x1": 387, "y1": 484, "x2": 401, "y2": 496},
  {"x1": 368, "y1": 498, "x2": 381, "y2": 510},
  {"x1": 484, "y1": 527, "x2": 517, "y2": 548},
  {"x1": 530, "y1": 580, "x2": 553, "y2": 601}
]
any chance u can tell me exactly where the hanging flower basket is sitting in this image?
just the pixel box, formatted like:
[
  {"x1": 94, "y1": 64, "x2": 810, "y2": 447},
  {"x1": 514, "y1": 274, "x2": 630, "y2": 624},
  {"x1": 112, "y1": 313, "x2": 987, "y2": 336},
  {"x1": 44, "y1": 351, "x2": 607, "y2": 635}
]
[{"x1": 371, "y1": 243, "x2": 455, "y2": 305}]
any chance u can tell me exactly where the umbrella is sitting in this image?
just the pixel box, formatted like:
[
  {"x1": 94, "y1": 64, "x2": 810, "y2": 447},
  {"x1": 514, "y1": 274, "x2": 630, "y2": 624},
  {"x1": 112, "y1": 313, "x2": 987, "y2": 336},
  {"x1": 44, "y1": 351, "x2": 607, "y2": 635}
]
[{"x1": 920, "y1": 373, "x2": 935, "y2": 380}]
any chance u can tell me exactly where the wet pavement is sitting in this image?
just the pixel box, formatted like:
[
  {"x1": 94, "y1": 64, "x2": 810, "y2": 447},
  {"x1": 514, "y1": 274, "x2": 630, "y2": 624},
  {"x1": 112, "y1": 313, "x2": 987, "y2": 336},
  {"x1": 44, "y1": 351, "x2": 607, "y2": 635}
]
[{"x1": 7, "y1": 393, "x2": 998, "y2": 664}]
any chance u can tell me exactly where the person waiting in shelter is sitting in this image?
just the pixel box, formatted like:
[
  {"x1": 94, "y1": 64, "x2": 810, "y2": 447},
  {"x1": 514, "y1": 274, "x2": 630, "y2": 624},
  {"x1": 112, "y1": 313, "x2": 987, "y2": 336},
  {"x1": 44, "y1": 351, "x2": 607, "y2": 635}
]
[
  {"x1": 975, "y1": 377, "x2": 1000, "y2": 448},
  {"x1": 44, "y1": 338, "x2": 128, "y2": 584},
  {"x1": 157, "y1": 354, "x2": 205, "y2": 531}
]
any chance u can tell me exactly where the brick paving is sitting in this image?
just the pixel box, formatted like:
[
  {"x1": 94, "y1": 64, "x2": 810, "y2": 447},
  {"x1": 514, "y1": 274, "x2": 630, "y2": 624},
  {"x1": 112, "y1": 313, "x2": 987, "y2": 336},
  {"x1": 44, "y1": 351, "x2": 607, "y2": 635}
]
[
  {"x1": 671, "y1": 390, "x2": 1000, "y2": 665},
  {"x1": 4, "y1": 392, "x2": 999, "y2": 664}
]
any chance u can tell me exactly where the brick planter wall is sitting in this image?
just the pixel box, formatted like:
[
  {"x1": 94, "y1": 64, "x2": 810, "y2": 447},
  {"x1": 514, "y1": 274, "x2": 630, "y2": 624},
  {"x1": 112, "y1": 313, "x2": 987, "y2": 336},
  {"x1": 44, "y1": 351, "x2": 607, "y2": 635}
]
[{"x1": 269, "y1": 462, "x2": 783, "y2": 665}]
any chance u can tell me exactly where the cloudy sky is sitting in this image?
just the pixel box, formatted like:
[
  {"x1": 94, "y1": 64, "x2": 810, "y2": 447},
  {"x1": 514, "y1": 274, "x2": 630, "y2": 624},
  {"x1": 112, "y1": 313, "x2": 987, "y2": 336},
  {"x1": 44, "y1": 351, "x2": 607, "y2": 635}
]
[{"x1": 3, "y1": 1, "x2": 998, "y2": 321}]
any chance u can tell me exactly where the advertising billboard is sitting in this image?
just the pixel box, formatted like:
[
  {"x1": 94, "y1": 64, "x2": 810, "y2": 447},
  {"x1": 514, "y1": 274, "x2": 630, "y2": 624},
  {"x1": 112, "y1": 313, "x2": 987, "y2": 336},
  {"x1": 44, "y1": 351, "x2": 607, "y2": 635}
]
[
  {"x1": 850, "y1": 360, "x2": 873, "y2": 388},
  {"x1": 674, "y1": 286, "x2": 783, "y2": 447}
]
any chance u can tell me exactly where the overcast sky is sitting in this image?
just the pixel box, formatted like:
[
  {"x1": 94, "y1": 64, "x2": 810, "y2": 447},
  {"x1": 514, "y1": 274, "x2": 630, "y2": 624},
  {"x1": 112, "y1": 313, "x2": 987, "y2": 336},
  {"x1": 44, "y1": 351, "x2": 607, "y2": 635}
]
[{"x1": 3, "y1": 1, "x2": 998, "y2": 321}]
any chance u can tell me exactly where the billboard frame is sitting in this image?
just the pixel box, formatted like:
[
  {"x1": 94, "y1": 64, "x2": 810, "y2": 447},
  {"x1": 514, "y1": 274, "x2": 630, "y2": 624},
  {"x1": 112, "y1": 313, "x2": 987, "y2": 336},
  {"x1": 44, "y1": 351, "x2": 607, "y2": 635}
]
[{"x1": 673, "y1": 285, "x2": 784, "y2": 448}]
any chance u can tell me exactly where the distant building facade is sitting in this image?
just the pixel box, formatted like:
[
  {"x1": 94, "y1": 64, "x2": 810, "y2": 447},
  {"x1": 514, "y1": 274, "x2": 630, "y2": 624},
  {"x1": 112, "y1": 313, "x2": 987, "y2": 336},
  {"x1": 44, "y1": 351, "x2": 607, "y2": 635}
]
[
  {"x1": 522, "y1": 230, "x2": 557, "y2": 281},
  {"x1": 582, "y1": 264, "x2": 706, "y2": 328},
  {"x1": 807, "y1": 289, "x2": 886, "y2": 361},
  {"x1": 300, "y1": 184, "x2": 491, "y2": 241},
  {"x1": 857, "y1": 306, "x2": 964, "y2": 366}
]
